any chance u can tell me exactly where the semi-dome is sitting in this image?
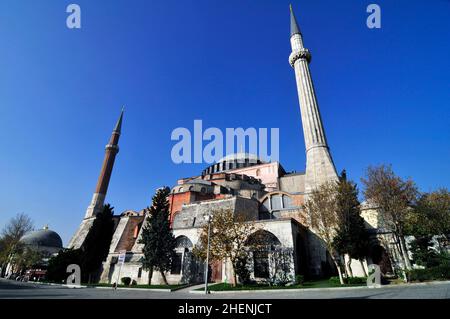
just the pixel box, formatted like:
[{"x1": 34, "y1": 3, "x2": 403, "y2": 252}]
[
  {"x1": 20, "y1": 226, "x2": 63, "y2": 249},
  {"x1": 202, "y1": 153, "x2": 266, "y2": 176}
]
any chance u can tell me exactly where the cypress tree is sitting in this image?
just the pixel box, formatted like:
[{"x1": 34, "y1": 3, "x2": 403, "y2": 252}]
[{"x1": 139, "y1": 187, "x2": 176, "y2": 285}]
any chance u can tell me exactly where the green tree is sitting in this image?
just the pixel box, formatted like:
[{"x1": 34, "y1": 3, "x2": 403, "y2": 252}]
[
  {"x1": 405, "y1": 189, "x2": 450, "y2": 247},
  {"x1": 361, "y1": 165, "x2": 418, "y2": 271},
  {"x1": 405, "y1": 189, "x2": 450, "y2": 266},
  {"x1": 139, "y1": 187, "x2": 176, "y2": 285},
  {"x1": 79, "y1": 204, "x2": 115, "y2": 283},
  {"x1": 333, "y1": 170, "x2": 370, "y2": 277},
  {"x1": 47, "y1": 249, "x2": 83, "y2": 283},
  {"x1": 45, "y1": 205, "x2": 114, "y2": 283}
]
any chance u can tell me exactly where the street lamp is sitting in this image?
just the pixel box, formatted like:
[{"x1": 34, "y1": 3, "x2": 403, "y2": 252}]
[{"x1": 204, "y1": 214, "x2": 212, "y2": 294}]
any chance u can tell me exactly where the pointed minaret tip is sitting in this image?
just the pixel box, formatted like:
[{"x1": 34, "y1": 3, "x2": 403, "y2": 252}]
[
  {"x1": 113, "y1": 108, "x2": 124, "y2": 134},
  {"x1": 290, "y1": 4, "x2": 301, "y2": 37}
]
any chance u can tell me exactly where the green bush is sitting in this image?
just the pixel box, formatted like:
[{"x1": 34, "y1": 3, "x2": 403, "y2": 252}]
[
  {"x1": 347, "y1": 277, "x2": 367, "y2": 285},
  {"x1": 328, "y1": 276, "x2": 341, "y2": 285},
  {"x1": 131, "y1": 280, "x2": 137, "y2": 286},
  {"x1": 121, "y1": 277, "x2": 131, "y2": 286},
  {"x1": 407, "y1": 262, "x2": 450, "y2": 282},
  {"x1": 295, "y1": 275, "x2": 304, "y2": 285}
]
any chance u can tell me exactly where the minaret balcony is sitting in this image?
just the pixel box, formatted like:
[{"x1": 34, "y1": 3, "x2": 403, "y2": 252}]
[
  {"x1": 289, "y1": 48, "x2": 311, "y2": 67},
  {"x1": 105, "y1": 144, "x2": 120, "y2": 152}
]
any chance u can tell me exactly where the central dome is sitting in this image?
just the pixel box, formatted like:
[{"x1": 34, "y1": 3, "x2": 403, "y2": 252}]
[
  {"x1": 217, "y1": 153, "x2": 265, "y2": 164},
  {"x1": 20, "y1": 227, "x2": 63, "y2": 249},
  {"x1": 202, "y1": 153, "x2": 266, "y2": 176}
]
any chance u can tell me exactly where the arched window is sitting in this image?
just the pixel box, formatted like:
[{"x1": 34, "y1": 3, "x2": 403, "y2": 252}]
[
  {"x1": 271, "y1": 194, "x2": 282, "y2": 210},
  {"x1": 260, "y1": 193, "x2": 295, "y2": 220},
  {"x1": 133, "y1": 222, "x2": 143, "y2": 239}
]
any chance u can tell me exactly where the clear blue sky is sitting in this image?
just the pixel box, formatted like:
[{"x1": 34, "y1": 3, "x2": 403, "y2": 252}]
[{"x1": 0, "y1": 0, "x2": 449, "y2": 245}]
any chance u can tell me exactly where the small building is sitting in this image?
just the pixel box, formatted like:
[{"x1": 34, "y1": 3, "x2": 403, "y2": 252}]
[{"x1": 5, "y1": 226, "x2": 64, "y2": 280}]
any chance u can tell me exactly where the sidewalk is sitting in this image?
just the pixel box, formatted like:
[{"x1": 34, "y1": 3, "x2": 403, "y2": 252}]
[{"x1": 188, "y1": 280, "x2": 450, "y2": 295}]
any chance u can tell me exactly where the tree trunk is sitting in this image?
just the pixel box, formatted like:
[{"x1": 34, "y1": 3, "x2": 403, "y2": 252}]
[
  {"x1": 160, "y1": 270, "x2": 169, "y2": 285},
  {"x1": 148, "y1": 266, "x2": 153, "y2": 285},
  {"x1": 231, "y1": 262, "x2": 237, "y2": 287},
  {"x1": 359, "y1": 260, "x2": 368, "y2": 277},
  {"x1": 334, "y1": 260, "x2": 345, "y2": 285},
  {"x1": 346, "y1": 258, "x2": 353, "y2": 278},
  {"x1": 398, "y1": 235, "x2": 412, "y2": 270}
]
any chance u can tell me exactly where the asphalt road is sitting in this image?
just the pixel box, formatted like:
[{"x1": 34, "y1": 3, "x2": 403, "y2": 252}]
[{"x1": 1, "y1": 278, "x2": 449, "y2": 299}]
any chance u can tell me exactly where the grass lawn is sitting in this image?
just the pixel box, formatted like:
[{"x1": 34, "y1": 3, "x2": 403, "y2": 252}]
[{"x1": 198, "y1": 280, "x2": 365, "y2": 291}]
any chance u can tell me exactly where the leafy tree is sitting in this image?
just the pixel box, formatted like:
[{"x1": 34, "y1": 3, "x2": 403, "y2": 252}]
[
  {"x1": 361, "y1": 165, "x2": 418, "y2": 270},
  {"x1": 304, "y1": 181, "x2": 345, "y2": 284},
  {"x1": 405, "y1": 189, "x2": 450, "y2": 249},
  {"x1": 333, "y1": 170, "x2": 370, "y2": 277},
  {"x1": 6, "y1": 243, "x2": 43, "y2": 275},
  {"x1": 139, "y1": 187, "x2": 176, "y2": 285},
  {"x1": 404, "y1": 189, "x2": 450, "y2": 267},
  {"x1": 0, "y1": 213, "x2": 34, "y2": 274},
  {"x1": 193, "y1": 208, "x2": 258, "y2": 287},
  {"x1": 79, "y1": 204, "x2": 115, "y2": 283}
]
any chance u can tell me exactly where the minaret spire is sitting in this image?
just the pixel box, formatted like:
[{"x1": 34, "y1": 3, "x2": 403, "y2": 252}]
[
  {"x1": 113, "y1": 107, "x2": 124, "y2": 134},
  {"x1": 68, "y1": 108, "x2": 124, "y2": 248},
  {"x1": 288, "y1": 6, "x2": 338, "y2": 193},
  {"x1": 290, "y1": 4, "x2": 301, "y2": 37}
]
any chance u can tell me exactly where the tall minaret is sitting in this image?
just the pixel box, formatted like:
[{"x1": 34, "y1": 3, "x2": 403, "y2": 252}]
[
  {"x1": 68, "y1": 109, "x2": 124, "y2": 248},
  {"x1": 84, "y1": 108, "x2": 123, "y2": 218},
  {"x1": 289, "y1": 5, "x2": 338, "y2": 193}
]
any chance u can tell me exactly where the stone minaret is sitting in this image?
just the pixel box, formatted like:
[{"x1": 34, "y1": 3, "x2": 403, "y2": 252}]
[
  {"x1": 68, "y1": 109, "x2": 124, "y2": 248},
  {"x1": 289, "y1": 5, "x2": 338, "y2": 193},
  {"x1": 84, "y1": 109, "x2": 123, "y2": 218}
]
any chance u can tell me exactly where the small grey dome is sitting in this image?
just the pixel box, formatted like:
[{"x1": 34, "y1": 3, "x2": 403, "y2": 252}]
[{"x1": 20, "y1": 227, "x2": 63, "y2": 249}]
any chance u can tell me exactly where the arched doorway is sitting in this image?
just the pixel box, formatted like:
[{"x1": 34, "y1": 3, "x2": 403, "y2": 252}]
[
  {"x1": 246, "y1": 230, "x2": 282, "y2": 280},
  {"x1": 172, "y1": 235, "x2": 195, "y2": 283}
]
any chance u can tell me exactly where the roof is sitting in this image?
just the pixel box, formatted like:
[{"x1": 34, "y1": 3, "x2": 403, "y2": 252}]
[
  {"x1": 290, "y1": 4, "x2": 301, "y2": 37},
  {"x1": 20, "y1": 228, "x2": 63, "y2": 248},
  {"x1": 217, "y1": 153, "x2": 266, "y2": 164}
]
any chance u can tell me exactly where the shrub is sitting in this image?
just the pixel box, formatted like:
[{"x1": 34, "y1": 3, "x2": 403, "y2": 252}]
[
  {"x1": 328, "y1": 276, "x2": 341, "y2": 285},
  {"x1": 295, "y1": 275, "x2": 304, "y2": 285},
  {"x1": 347, "y1": 277, "x2": 367, "y2": 285},
  {"x1": 235, "y1": 256, "x2": 251, "y2": 284},
  {"x1": 407, "y1": 262, "x2": 450, "y2": 282},
  {"x1": 121, "y1": 277, "x2": 131, "y2": 286},
  {"x1": 131, "y1": 280, "x2": 137, "y2": 286}
]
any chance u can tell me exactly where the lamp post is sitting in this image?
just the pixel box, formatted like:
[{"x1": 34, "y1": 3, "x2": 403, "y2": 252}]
[{"x1": 204, "y1": 214, "x2": 212, "y2": 294}]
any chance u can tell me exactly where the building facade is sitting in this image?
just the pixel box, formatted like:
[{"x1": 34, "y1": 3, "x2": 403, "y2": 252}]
[{"x1": 71, "y1": 7, "x2": 373, "y2": 285}]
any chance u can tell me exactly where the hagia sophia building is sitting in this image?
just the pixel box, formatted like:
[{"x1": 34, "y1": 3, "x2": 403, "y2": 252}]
[{"x1": 67, "y1": 6, "x2": 387, "y2": 285}]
